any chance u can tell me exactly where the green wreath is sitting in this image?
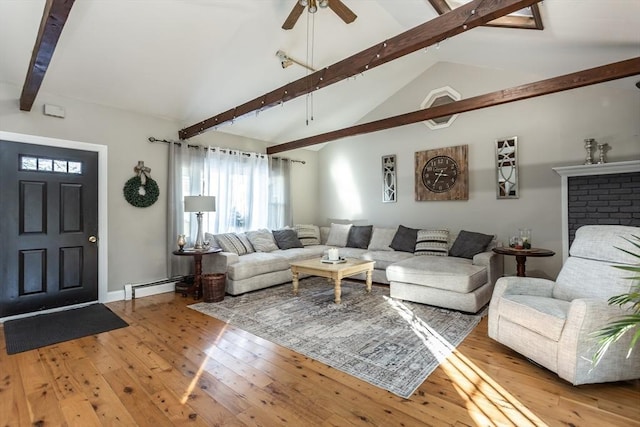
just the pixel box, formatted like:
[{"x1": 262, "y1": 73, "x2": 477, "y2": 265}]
[{"x1": 123, "y1": 175, "x2": 159, "y2": 208}]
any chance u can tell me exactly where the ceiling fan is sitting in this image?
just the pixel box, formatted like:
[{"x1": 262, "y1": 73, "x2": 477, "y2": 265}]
[{"x1": 282, "y1": 0, "x2": 357, "y2": 30}]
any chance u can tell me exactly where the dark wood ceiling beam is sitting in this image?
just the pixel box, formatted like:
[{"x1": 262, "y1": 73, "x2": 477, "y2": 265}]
[
  {"x1": 179, "y1": 0, "x2": 540, "y2": 140},
  {"x1": 20, "y1": 0, "x2": 75, "y2": 111},
  {"x1": 266, "y1": 57, "x2": 640, "y2": 154}
]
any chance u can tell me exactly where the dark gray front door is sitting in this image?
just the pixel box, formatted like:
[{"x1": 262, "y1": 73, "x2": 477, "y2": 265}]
[{"x1": 0, "y1": 140, "x2": 99, "y2": 317}]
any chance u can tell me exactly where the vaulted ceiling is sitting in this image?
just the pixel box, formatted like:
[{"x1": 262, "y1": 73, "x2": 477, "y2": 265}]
[{"x1": 1, "y1": 0, "x2": 638, "y2": 149}]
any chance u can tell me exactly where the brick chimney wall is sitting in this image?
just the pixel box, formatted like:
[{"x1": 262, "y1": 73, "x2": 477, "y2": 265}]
[{"x1": 567, "y1": 172, "x2": 640, "y2": 247}]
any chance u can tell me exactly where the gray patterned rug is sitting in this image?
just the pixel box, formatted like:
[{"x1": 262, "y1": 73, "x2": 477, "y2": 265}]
[{"x1": 189, "y1": 277, "x2": 485, "y2": 398}]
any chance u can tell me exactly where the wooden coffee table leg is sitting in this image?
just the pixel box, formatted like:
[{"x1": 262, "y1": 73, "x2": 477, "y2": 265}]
[
  {"x1": 366, "y1": 269, "x2": 372, "y2": 293},
  {"x1": 292, "y1": 269, "x2": 299, "y2": 295},
  {"x1": 333, "y1": 277, "x2": 341, "y2": 304}
]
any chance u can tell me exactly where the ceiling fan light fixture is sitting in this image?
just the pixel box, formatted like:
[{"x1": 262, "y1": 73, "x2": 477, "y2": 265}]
[
  {"x1": 308, "y1": 0, "x2": 318, "y2": 13},
  {"x1": 298, "y1": 0, "x2": 308, "y2": 6},
  {"x1": 319, "y1": 0, "x2": 329, "y2": 8}
]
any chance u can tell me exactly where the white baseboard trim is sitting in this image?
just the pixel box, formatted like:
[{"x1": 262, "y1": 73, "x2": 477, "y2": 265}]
[{"x1": 104, "y1": 282, "x2": 177, "y2": 303}]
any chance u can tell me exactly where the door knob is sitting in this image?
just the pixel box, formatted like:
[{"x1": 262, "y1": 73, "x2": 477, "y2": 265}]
[{"x1": 89, "y1": 236, "x2": 97, "y2": 243}]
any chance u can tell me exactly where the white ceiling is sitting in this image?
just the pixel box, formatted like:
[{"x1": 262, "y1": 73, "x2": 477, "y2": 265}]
[{"x1": 1, "y1": 0, "x2": 639, "y2": 148}]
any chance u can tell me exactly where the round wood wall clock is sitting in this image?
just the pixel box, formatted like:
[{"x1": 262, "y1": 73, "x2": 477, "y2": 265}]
[{"x1": 415, "y1": 144, "x2": 468, "y2": 201}]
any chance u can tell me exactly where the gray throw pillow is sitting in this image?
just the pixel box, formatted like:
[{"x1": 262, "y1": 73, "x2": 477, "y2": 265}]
[
  {"x1": 346, "y1": 225, "x2": 373, "y2": 249},
  {"x1": 389, "y1": 225, "x2": 419, "y2": 253},
  {"x1": 449, "y1": 230, "x2": 494, "y2": 259},
  {"x1": 246, "y1": 229, "x2": 279, "y2": 252},
  {"x1": 272, "y1": 229, "x2": 304, "y2": 250}
]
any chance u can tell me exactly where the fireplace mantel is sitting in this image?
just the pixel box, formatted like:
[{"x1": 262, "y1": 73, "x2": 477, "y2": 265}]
[{"x1": 553, "y1": 160, "x2": 640, "y2": 260}]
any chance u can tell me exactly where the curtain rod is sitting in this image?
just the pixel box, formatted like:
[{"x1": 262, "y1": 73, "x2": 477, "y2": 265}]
[{"x1": 148, "y1": 137, "x2": 306, "y2": 164}]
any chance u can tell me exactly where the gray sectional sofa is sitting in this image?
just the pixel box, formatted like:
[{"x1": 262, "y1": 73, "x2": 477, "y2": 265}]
[{"x1": 202, "y1": 224, "x2": 503, "y2": 313}]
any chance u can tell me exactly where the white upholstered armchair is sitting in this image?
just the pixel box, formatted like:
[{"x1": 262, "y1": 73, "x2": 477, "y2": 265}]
[{"x1": 488, "y1": 225, "x2": 640, "y2": 385}]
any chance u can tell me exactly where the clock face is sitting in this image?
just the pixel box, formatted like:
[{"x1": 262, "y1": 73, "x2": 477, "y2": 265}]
[{"x1": 422, "y1": 155, "x2": 458, "y2": 193}]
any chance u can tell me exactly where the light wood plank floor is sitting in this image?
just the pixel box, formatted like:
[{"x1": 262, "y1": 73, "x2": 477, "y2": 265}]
[{"x1": 1, "y1": 290, "x2": 638, "y2": 426}]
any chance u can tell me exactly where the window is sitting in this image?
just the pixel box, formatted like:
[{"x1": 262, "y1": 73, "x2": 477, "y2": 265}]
[{"x1": 427, "y1": 0, "x2": 543, "y2": 30}]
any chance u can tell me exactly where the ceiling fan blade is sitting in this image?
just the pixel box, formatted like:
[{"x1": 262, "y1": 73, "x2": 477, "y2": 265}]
[
  {"x1": 328, "y1": 0, "x2": 357, "y2": 24},
  {"x1": 282, "y1": 2, "x2": 305, "y2": 30}
]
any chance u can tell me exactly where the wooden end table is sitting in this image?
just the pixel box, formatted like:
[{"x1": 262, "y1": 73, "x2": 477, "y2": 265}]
[
  {"x1": 172, "y1": 248, "x2": 221, "y2": 299},
  {"x1": 289, "y1": 258, "x2": 375, "y2": 304},
  {"x1": 492, "y1": 247, "x2": 555, "y2": 277}
]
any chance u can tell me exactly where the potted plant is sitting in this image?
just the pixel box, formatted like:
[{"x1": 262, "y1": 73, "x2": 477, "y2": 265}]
[{"x1": 592, "y1": 234, "x2": 640, "y2": 365}]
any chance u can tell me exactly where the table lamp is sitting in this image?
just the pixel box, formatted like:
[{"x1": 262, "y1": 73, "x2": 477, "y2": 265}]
[{"x1": 184, "y1": 195, "x2": 216, "y2": 250}]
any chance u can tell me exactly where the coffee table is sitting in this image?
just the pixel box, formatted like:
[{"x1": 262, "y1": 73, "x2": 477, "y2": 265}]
[{"x1": 290, "y1": 258, "x2": 375, "y2": 304}]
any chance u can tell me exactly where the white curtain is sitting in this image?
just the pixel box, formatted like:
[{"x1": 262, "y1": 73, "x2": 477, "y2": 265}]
[
  {"x1": 168, "y1": 144, "x2": 290, "y2": 277},
  {"x1": 168, "y1": 142, "x2": 207, "y2": 277},
  {"x1": 204, "y1": 149, "x2": 269, "y2": 233},
  {"x1": 268, "y1": 157, "x2": 292, "y2": 229}
]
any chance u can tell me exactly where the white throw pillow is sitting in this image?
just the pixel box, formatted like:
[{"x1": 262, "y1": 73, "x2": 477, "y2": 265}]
[
  {"x1": 367, "y1": 227, "x2": 397, "y2": 251},
  {"x1": 325, "y1": 223, "x2": 352, "y2": 247}
]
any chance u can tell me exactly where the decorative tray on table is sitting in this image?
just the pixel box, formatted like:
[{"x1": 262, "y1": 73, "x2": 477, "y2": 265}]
[{"x1": 321, "y1": 257, "x2": 347, "y2": 264}]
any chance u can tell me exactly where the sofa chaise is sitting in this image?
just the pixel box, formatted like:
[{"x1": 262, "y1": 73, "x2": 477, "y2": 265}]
[{"x1": 202, "y1": 224, "x2": 503, "y2": 313}]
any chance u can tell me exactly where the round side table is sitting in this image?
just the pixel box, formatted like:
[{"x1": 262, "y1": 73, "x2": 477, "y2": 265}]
[
  {"x1": 492, "y1": 247, "x2": 555, "y2": 277},
  {"x1": 172, "y1": 248, "x2": 221, "y2": 299}
]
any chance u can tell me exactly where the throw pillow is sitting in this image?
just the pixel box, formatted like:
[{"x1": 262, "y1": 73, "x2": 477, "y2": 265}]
[
  {"x1": 246, "y1": 229, "x2": 279, "y2": 252},
  {"x1": 272, "y1": 229, "x2": 304, "y2": 250},
  {"x1": 294, "y1": 224, "x2": 321, "y2": 246},
  {"x1": 449, "y1": 230, "x2": 494, "y2": 259},
  {"x1": 346, "y1": 225, "x2": 373, "y2": 249},
  {"x1": 325, "y1": 223, "x2": 352, "y2": 247},
  {"x1": 389, "y1": 225, "x2": 419, "y2": 253},
  {"x1": 215, "y1": 233, "x2": 254, "y2": 255},
  {"x1": 414, "y1": 229, "x2": 449, "y2": 256},
  {"x1": 204, "y1": 233, "x2": 222, "y2": 250},
  {"x1": 367, "y1": 227, "x2": 396, "y2": 251}
]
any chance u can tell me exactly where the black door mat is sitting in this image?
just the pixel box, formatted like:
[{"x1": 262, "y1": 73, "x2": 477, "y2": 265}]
[{"x1": 3, "y1": 303, "x2": 128, "y2": 355}]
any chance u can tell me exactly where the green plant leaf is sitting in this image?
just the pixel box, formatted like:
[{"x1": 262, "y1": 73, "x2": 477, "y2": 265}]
[{"x1": 592, "y1": 234, "x2": 640, "y2": 366}]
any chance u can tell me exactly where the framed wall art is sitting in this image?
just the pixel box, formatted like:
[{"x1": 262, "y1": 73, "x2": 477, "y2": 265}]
[
  {"x1": 415, "y1": 144, "x2": 468, "y2": 201},
  {"x1": 496, "y1": 136, "x2": 519, "y2": 199},
  {"x1": 382, "y1": 154, "x2": 397, "y2": 203}
]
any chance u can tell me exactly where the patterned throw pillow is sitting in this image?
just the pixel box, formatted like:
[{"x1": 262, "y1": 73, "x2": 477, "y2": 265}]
[
  {"x1": 246, "y1": 229, "x2": 279, "y2": 252},
  {"x1": 325, "y1": 223, "x2": 352, "y2": 247},
  {"x1": 215, "y1": 233, "x2": 255, "y2": 255},
  {"x1": 414, "y1": 229, "x2": 449, "y2": 256},
  {"x1": 294, "y1": 224, "x2": 321, "y2": 246}
]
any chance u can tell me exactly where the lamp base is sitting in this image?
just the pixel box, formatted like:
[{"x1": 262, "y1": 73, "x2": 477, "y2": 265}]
[{"x1": 194, "y1": 212, "x2": 204, "y2": 250}]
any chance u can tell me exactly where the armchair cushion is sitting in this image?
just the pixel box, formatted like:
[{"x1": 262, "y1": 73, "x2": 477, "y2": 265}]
[{"x1": 500, "y1": 295, "x2": 570, "y2": 341}]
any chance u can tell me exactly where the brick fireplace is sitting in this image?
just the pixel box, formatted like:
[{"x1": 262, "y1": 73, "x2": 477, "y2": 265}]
[{"x1": 554, "y1": 160, "x2": 640, "y2": 260}]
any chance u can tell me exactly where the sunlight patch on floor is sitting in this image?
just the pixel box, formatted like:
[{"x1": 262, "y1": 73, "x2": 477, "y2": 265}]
[
  {"x1": 385, "y1": 297, "x2": 548, "y2": 427},
  {"x1": 180, "y1": 323, "x2": 229, "y2": 404}
]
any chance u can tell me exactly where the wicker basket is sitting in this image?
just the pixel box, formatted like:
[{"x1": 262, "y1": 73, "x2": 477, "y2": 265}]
[{"x1": 201, "y1": 273, "x2": 226, "y2": 303}]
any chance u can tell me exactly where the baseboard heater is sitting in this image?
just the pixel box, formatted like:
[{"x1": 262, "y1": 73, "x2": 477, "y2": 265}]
[{"x1": 124, "y1": 276, "x2": 183, "y2": 300}]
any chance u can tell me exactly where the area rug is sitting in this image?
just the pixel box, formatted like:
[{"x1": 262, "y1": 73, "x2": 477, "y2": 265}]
[
  {"x1": 3, "y1": 303, "x2": 128, "y2": 355},
  {"x1": 189, "y1": 278, "x2": 485, "y2": 398}
]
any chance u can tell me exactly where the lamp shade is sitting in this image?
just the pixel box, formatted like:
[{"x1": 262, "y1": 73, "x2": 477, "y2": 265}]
[{"x1": 184, "y1": 196, "x2": 216, "y2": 213}]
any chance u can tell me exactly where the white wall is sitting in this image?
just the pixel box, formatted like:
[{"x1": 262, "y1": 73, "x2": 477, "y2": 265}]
[
  {"x1": 317, "y1": 62, "x2": 640, "y2": 278},
  {"x1": 0, "y1": 82, "x2": 319, "y2": 293}
]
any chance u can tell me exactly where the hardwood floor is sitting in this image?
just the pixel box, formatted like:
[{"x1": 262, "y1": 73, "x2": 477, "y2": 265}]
[{"x1": 1, "y1": 290, "x2": 638, "y2": 426}]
